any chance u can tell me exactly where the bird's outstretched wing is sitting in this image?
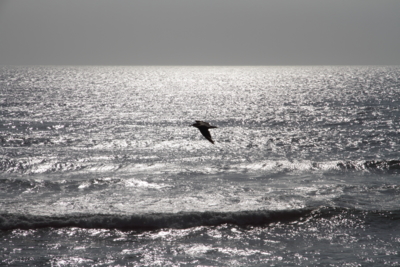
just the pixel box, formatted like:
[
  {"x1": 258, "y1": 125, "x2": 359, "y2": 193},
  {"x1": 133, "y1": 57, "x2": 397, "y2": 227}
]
[
  {"x1": 196, "y1": 120, "x2": 211, "y2": 127},
  {"x1": 199, "y1": 128, "x2": 214, "y2": 144}
]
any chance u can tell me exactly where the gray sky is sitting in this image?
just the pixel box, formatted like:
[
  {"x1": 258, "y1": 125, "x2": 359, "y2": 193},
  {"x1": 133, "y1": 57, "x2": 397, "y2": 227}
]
[{"x1": 0, "y1": 0, "x2": 399, "y2": 66}]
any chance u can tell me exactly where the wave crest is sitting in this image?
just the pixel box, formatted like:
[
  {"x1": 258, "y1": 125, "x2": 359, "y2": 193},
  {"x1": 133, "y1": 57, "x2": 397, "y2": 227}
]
[{"x1": 0, "y1": 209, "x2": 313, "y2": 231}]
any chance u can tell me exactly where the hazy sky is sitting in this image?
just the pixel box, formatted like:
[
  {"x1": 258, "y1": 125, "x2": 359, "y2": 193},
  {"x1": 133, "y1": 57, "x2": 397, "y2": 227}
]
[{"x1": 0, "y1": 0, "x2": 399, "y2": 66}]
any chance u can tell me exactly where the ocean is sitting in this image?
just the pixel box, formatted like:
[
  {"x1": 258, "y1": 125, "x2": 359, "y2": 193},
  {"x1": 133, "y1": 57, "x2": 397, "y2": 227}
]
[{"x1": 1, "y1": 65, "x2": 399, "y2": 266}]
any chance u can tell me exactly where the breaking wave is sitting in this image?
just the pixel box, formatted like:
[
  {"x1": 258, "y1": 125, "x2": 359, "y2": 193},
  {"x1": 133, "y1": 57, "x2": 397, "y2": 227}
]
[
  {"x1": 337, "y1": 160, "x2": 400, "y2": 173},
  {"x1": 1, "y1": 157, "x2": 400, "y2": 175}
]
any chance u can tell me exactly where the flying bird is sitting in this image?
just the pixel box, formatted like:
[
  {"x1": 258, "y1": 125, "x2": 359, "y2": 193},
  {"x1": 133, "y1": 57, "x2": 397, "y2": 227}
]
[{"x1": 191, "y1": 120, "x2": 218, "y2": 144}]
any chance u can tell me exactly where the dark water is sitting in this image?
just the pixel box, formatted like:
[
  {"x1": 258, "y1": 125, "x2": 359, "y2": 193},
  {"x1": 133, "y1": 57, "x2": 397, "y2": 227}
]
[{"x1": 1, "y1": 66, "x2": 400, "y2": 266}]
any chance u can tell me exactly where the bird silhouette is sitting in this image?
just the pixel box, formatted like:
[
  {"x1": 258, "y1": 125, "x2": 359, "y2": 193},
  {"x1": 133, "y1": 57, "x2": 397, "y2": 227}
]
[{"x1": 191, "y1": 121, "x2": 218, "y2": 144}]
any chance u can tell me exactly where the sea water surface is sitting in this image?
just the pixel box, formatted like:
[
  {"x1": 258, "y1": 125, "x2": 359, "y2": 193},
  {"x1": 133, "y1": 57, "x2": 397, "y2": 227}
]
[{"x1": 1, "y1": 65, "x2": 400, "y2": 266}]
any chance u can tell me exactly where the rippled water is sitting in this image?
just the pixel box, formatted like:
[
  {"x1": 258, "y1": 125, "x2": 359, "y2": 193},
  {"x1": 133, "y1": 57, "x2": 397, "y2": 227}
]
[{"x1": 1, "y1": 66, "x2": 400, "y2": 266}]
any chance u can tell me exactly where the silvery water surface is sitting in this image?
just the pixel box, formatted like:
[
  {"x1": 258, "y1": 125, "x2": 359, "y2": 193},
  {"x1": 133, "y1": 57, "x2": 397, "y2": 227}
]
[{"x1": 1, "y1": 66, "x2": 400, "y2": 266}]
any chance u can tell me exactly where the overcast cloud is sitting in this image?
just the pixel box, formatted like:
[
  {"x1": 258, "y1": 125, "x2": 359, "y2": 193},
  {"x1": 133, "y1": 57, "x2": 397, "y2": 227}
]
[{"x1": 0, "y1": 0, "x2": 399, "y2": 65}]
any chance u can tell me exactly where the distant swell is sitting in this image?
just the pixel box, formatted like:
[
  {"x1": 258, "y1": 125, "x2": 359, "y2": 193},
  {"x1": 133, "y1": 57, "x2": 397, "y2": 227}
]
[{"x1": 0, "y1": 209, "x2": 314, "y2": 231}]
